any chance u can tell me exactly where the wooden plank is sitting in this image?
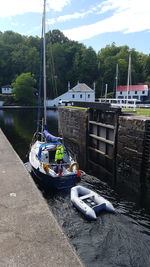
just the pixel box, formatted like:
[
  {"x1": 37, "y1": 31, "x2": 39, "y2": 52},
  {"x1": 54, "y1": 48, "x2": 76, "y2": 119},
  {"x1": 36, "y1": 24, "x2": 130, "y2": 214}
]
[
  {"x1": 89, "y1": 134, "x2": 114, "y2": 145},
  {"x1": 88, "y1": 146, "x2": 113, "y2": 160},
  {"x1": 89, "y1": 120, "x2": 115, "y2": 129}
]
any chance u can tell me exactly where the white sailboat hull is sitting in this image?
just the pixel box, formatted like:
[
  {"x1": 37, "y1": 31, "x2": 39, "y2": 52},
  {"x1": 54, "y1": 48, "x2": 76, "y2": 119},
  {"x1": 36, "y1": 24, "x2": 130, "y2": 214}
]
[{"x1": 29, "y1": 140, "x2": 80, "y2": 190}]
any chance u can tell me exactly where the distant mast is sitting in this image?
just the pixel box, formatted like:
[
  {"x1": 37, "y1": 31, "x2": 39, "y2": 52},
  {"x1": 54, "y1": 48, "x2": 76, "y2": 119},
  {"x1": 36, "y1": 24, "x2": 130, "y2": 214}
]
[
  {"x1": 127, "y1": 53, "x2": 131, "y2": 100},
  {"x1": 68, "y1": 81, "x2": 70, "y2": 91},
  {"x1": 93, "y1": 81, "x2": 96, "y2": 91},
  {"x1": 115, "y1": 64, "x2": 118, "y2": 98},
  {"x1": 105, "y1": 84, "x2": 108, "y2": 101}
]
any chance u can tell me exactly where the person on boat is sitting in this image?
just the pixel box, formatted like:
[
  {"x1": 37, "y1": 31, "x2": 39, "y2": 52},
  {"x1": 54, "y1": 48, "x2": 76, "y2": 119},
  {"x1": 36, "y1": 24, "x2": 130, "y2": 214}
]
[
  {"x1": 55, "y1": 144, "x2": 64, "y2": 173},
  {"x1": 55, "y1": 144, "x2": 64, "y2": 163}
]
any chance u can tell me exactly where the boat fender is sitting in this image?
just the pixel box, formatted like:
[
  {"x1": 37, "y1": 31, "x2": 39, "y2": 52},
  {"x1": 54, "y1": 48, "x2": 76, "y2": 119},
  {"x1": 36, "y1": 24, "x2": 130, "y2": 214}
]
[
  {"x1": 76, "y1": 170, "x2": 81, "y2": 183},
  {"x1": 43, "y1": 163, "x2": 50, "y2": 173},
  {"x1": 58, "y1": 169, "x2": 62, "y2": 177},
  {"x1": 69, "y1": 162, "x2": 79, "y2": 172},
  {"x1": 77, "y1": 170, "x2": 81, "y2": 177}
]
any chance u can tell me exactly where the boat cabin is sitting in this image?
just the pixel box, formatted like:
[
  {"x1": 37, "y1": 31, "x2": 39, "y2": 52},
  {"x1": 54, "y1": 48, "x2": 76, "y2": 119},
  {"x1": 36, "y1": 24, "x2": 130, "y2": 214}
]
[{"x1": 38, "y1": 143, "x2": 70, "y2": 164}]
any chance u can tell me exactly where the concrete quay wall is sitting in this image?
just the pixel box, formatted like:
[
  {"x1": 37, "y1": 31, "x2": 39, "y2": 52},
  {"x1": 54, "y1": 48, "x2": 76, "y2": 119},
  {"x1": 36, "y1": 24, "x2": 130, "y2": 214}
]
[{"x1": 0, "y1": 129, "x2": 83, "y2": 267}]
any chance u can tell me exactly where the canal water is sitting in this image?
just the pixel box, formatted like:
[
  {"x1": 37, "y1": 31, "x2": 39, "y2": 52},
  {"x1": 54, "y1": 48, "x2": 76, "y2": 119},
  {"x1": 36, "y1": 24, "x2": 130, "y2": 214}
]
[{"x1": 0, "y1": 108, "x2": 150, "y2": 267}]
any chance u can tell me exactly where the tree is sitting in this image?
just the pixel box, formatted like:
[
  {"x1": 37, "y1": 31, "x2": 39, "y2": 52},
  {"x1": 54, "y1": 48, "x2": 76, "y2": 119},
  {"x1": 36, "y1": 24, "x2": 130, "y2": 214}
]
[
  {"x1": 74, "y1": 46, "x2": 98, "y2": 87},
  {"x1": 143, "y1": 54, "x2": 150, "y2": 85},
  {"x1": 0, "y1": 30, "x2": 149, "y2": 100},
  {"x1": 46, "y1": 30, "x2": 69, "y2": 44},
  {"x1": 97, "y1": 43, "x2": 121, "y2": 95},
  {"x1": 12, "y1": 73, "x2": 36, "y2": 104},
  {"x1": 97, "y1": 44, "x2": 147, "y2": 97}
]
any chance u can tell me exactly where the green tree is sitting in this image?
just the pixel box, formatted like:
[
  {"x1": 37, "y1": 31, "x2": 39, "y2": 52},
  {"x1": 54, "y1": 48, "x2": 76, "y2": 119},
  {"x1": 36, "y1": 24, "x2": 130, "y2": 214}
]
[
  {"x1": 47, "y1": 42, "x2": 68, "y2": 98},
  {"x1": 143, "y1": 54, "x2": 150, "y2": 86},
  {"x1": 97, "y1": 43, "x2": 120, "y2": 96},
  {"x1": 0, "y1": 30, "x2": 149, "y2": 100},
  {"x1": 46, "y1": 29, "x2": 69, "y2": 44},
  {"x1": 74, "y1": 46, "x2": 98, "y2": 87},
  {"x1": 12, "y1": 73, "x2": 36, "y2": 104},
  {"x1": 97, "y1": 44, "x2": 147, "y2": 97}
]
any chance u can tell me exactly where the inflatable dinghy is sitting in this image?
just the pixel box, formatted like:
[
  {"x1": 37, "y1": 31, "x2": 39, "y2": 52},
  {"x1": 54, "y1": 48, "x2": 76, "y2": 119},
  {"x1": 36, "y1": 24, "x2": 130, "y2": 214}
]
[{"x1": 71, "y1": 185, "x2": 115, "y2": 219}]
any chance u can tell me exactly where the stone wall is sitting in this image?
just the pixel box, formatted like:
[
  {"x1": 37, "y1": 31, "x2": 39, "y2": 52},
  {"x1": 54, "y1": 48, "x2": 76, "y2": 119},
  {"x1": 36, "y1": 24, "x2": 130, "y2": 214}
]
[
  {"x1": 117, "y1": 115, "x2": 150, "y2": 193},
  {"x1": 58, "y1": 107, "x2": 88, "y2": 170},
  {"x1": 58, "y1": 106, "x2": 150, "y2": 194}
]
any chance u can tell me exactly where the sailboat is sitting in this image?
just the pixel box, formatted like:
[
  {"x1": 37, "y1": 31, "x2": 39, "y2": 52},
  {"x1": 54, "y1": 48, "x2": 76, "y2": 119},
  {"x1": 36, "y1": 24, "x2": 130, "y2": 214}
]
[{"x1": 29, "y1": 0, "x2": 81, "y2": 190}]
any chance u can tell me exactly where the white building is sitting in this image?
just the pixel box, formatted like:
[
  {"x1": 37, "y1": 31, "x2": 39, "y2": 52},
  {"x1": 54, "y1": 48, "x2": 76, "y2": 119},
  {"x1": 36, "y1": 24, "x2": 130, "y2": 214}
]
[
  {"x1": 1, "y1": 85, "x2": 12, "y2": 94},
  {"x1": 116, "y1": 84, "x2": 148, "y2": 101},
  {"x1": 47, "y1": 83, "x2": 95, "y2": 107}
]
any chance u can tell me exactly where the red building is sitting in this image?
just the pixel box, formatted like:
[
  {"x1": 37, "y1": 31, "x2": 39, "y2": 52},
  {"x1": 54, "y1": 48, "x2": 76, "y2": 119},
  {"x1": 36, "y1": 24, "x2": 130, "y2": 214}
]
[{"x1": 116, "y1": 84, "x2": 148, "y2": 101}]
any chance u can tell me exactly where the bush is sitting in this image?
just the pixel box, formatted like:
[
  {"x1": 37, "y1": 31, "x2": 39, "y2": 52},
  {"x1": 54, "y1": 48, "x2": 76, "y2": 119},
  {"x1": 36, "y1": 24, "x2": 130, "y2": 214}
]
[{"x1": 0, "y1": 94, "x2": 15, "y2": 105}]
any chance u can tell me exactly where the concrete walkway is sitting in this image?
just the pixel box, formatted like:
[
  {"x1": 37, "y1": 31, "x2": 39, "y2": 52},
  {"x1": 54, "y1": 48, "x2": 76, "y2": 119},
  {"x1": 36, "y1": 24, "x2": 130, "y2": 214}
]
[{"x1": 0, "y1": 129, "x2": 84, "y2": 267}]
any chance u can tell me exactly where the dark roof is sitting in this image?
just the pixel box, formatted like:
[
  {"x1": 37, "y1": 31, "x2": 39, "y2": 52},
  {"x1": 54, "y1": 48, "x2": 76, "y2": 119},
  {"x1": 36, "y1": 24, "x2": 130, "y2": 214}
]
[
  {"x1": 69, "y1": 83, "x2": 94, "y2": 92},
  {"x1": 1, "y1": 85, "x2": 12, "y2": 88}
]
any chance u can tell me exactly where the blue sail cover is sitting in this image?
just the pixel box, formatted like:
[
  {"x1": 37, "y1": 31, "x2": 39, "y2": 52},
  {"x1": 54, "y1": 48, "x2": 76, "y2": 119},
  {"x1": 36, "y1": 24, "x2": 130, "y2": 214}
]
[{"x1": 43, "y1": 125, "x2": 60, "y2": 142}]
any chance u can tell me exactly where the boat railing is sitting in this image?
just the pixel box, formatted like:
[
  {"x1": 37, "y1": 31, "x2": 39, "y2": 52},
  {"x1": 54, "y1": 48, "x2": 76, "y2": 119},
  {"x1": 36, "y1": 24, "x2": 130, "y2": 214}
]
[
  {"x1": 97, "y1": 98, "x2": 137, "y2": 109},
  {"x1": 50, "y1": 163, "x2": 70, "y2": 167}
]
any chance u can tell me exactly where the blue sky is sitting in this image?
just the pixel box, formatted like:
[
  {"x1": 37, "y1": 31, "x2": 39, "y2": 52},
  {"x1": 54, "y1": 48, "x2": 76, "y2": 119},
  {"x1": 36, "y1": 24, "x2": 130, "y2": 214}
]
[{"x1": 0, "y1": 0, "x2": 150, "y2": 54}]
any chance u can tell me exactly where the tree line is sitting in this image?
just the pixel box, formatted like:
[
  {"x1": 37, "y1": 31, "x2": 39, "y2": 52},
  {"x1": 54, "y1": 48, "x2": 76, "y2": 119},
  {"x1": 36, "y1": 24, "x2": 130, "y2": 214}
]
[{"x1": 0, "y1": 30, "x2": 150, "y2": 101}]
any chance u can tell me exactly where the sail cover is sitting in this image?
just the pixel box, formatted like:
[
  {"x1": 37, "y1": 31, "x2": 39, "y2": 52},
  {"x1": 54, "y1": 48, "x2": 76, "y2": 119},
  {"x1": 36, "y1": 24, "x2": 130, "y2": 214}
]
[{"x1": 43, "y1": 125, "x2": 60, "y2": 142}]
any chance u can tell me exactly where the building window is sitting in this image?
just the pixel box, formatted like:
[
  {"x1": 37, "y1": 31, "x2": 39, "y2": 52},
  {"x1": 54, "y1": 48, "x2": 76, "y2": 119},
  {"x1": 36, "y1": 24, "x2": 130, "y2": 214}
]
[
  {"x1": 120, "y1": 92, "x2": 122, "y2": 95},
  {"x1": 128, "y1": 91, "x2": 130, "y2": 94},
  {"x1": 135, "y1": 91, "x2": 137, "y2": 94},
  {"x1": 142, "y1": 91, "x2": 145, "y2": 94},
  {"x1": 80, "y1": 94, "x2": 82, "y2": 98},
  {"x1": 88, "y1": 94, "x2": 90, "y2": 98},
  {"x1": 72, "y1": 94, "x2": 75, "y2": 98}
]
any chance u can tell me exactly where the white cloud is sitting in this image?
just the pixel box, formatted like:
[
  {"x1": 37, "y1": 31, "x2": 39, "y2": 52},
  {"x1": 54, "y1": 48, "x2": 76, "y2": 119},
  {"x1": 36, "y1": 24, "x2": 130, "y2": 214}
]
[
  {"x1": 63, "y1": 0, "x2": 150, "y2": 41},
  {"x1": 0, "y1": 0, "x2": 70, "y2": 17},
  {"x1": 47, "y1": 10, "x2": 92, "y2": 25},
  {"x1": 97, "y1": 0, "x2": 132, "y2": 14},
  {"x1": 47, "y1": 0, "x2": 70, "y2": 12}
]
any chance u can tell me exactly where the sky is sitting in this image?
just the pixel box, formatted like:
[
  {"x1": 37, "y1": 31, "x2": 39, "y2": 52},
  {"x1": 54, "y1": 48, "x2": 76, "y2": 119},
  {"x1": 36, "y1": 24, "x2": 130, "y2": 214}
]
[{"x1": 0, "y1": 0, "x2": 150, "y2": 54}]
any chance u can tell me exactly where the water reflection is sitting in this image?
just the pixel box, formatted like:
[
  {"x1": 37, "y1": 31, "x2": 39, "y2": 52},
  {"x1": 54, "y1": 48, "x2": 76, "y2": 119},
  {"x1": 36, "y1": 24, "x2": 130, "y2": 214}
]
[
  {"x1": 0, "y1": 108, "x2": 58, "y2": 162},
  {"x1": 0, "y1": 110, "x2": 14, "y2": 125}
]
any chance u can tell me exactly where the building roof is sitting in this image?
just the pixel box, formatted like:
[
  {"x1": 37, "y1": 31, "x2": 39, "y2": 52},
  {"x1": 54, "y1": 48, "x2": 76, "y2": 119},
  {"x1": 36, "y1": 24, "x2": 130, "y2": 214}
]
[
  {"x1": 69, "y1": 83, "x2": 94, "y2": 92},
  {"x1": 1, "y1": 85, "x2": 11, "y2": 88},
  {"x1": 117, "y1": 84, "x2": 148, "y2": 92}
]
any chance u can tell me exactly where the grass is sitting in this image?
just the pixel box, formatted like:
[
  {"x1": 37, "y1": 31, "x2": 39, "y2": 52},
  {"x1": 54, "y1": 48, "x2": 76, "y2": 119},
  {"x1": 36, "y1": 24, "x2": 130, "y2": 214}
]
[
  {"x1": 122, "y1": 108, "x2": 150, "y2": 117},
  {"x1": 63, "y1": 106, "x2": 88, "y2": 110}
]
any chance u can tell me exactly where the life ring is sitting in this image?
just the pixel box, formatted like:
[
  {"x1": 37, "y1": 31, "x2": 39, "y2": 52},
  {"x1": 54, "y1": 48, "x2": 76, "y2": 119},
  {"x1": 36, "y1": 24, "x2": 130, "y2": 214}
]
[
  {"x1": 69, "y1": 162, "x2": 79, "y2": 172},
  {"x1": 43, "y1": 163, "x2": 50, "y2": 173}
]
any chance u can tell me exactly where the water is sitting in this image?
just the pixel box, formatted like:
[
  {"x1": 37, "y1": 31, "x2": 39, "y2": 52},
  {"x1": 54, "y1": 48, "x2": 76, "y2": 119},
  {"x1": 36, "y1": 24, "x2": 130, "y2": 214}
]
[{"x1": 1, "y1": 108, "x2": 150, "y2": 267}]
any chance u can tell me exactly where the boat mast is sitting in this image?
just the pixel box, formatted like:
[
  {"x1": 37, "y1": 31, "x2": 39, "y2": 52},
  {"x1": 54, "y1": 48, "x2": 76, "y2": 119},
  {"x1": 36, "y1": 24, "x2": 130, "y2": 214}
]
[
  {"x1": 115, "y1": 63, "x2": 118, "y2": 98},
  {"x1": 127, "y1": 53, "x2": 131, "y2": 101},
  {"x1": 43, "y1": 0, "x2": 47, "y2": 125}
]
